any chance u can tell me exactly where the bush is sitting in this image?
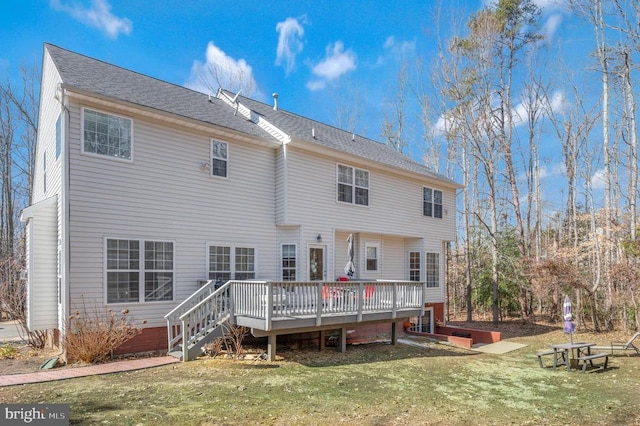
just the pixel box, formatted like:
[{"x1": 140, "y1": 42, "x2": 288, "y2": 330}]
[
  {"x1": 0, "y1": 342, "x2": 19, "y2": 359},
  {"x1": 65, "y1": 303, "x2": 142, "y2": 364}
]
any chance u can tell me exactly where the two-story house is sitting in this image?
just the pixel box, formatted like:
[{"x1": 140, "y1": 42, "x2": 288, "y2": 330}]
[{"x1": 21, "y1": 43, "x2": 460, "y2": 361}]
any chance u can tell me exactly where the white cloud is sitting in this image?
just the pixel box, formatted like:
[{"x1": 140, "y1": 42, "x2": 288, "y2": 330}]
[
  {"x1": 306, "y1": 80, "x2": 326, "y2": 91},
  {"x1": 275, "y1": 16, "x2": 307, "y2": 75},
  {"x1": 50, "y1": 0, "x2": 132, "y2": 39},
  {"x1": 542, "y1": 14, "x2": 563, "y2": 42},
  {"x1": 185, "y1": 42, "x2": 259, "y2": 97},
  {"x1": 308, "y1": 41, "x2": 356, "y2": 88},
  {"x1": 591, "y1": 168, "x2": 607, "y2": 190},
  {"x1": 383, "y1": 36, "x2": 416, "y2": 56},
  {"x1": 539, "y1": 162, "x2": 566, "y2": 179}
]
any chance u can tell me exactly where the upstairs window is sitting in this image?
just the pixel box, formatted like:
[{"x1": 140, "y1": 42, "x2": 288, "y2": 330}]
[
  {"x1": 423, "y1": 187, "x2": 443, "y2": 218},
  {"x1": 211, "y1": 140, "x2": 228, "y2": 177},
  {"x1": 83, "y1": 108, "x2": 132, "y2": 160},
  {"x1": 338, "y1": 164, "x2": 369, "y2": 206}
]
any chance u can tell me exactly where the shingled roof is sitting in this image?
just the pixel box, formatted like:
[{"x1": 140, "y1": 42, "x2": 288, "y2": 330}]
[{"x1": 46, "y1": 43, "x2": 458, "y2": 187}]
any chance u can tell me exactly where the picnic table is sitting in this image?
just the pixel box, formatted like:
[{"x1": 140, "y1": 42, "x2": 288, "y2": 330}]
[{"x1": 548, "y1": 342, "x2": 595, "y2": 372}]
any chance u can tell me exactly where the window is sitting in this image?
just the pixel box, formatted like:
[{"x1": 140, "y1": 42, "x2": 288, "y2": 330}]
[
  {"x1": 409, "y1": 251, "x2": 421, "y2": 281},
  {"x1": 235, "y1": 247, "x2": 255, "y2": 280},
  {"x1": 107, "y1": 239, "x2": 140, "y2": 303},
  {"x1": 338, "y1": 164, "x2": 369, "y2": 206},
  {"x1": 144, "y1": 241, "x2": 174, "y2": 301},
  {"x1": 83, "y1": 108, "x2": 132, "y2": 160},
  {"x1": 209, "y1": 245, "x2": 256, "y2": 281},
  {"x1": 106, "y1": 239, "x2": 174, "y2": 303},
  {"x1": 211, "y1": 140, "x2": 228, "y2": 177},
  {"x1": 282, "y1": 244, "x2": 297, "y2": 281},
  {"x1": 366, "y1": 244, "x2": 379, "y2": 271},
  {"x1": 426, "y1": 253, "x2": 440, "y2": 288},
  {"x1": 209, "y1": 246, "x2": 231, "y2": 281},
  {"x1": 423, "y1": 187, "x2": 443, "y2": 218},
  {"x1": 55, "y1": 114, "x2": 61, "y2": 159}
]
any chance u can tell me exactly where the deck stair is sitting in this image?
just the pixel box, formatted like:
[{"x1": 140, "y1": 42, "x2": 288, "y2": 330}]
[{"x1": 165, "y1": 280, "x2": 231, "y2": 361}]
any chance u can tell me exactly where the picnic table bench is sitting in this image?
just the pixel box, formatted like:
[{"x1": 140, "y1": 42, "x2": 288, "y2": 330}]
[
  {"x1": 537, "y1": 349, "x2": 565, "y2": 368},
  {"x1": 577, "y1": 352, "x2": 609, "y2": 373}
]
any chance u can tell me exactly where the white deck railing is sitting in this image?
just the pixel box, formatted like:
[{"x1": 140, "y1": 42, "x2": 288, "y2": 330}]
[{"x1": 166, "y1": 280, "x2": 426, "y2": 360}]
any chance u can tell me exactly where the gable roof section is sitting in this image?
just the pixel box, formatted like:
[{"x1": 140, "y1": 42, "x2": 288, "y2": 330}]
[
  {"x1": 45, "y1": 43, "x2": 275, "y2": 143},
  {"x1": 221, "y1": 90, "x2": 460, "y2": 187}
]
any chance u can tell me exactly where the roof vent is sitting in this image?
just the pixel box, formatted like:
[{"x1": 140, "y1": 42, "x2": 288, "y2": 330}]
[
  {"x1": 352, "y1": 133, "x2": 355, "y2": 142},
  {"x1": 272, "y1": 93, "x2": 279, "y2": 111},
  {"x1": 312, "y1": 128, "x2": 316, "y2": 139}
]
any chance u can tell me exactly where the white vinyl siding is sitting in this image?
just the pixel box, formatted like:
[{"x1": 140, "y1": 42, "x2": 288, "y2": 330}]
[
  {"x1": 67, "y1": 104, "x2": 277, "y2": 325},
  {"x1": 82, "y1": 108, "x2": 132, "y2": 161}
]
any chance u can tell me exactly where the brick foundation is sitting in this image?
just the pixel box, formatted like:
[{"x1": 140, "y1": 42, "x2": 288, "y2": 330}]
[{"x1": 114, "y1": 326, "x2": 168, "y2": 355}]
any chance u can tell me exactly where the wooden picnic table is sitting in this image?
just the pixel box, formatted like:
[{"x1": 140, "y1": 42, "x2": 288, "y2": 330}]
[{"x1": 549, "y1": 342, "x2": 595, "y2": 372}]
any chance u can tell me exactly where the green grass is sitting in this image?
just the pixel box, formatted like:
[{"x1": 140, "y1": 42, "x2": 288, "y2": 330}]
[{"x1": 1, "y1": 328, "x2": 639, "y2": 425}]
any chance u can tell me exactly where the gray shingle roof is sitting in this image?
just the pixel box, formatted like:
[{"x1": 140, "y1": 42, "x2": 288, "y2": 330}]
[
  {"x1": 227, "y1": 90, "x2": 459, "y2": 185},
  {"x1": 46, "y1": 44, "x2": 273, "y2": 141},
  {"x1": 46, "y1": 43, "x2": 459, "y2": 186}
]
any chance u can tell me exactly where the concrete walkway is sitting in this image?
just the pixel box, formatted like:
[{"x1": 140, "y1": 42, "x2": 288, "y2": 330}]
[{"x1": 0, "y1": 356, "x2": 180, "y2": 387}]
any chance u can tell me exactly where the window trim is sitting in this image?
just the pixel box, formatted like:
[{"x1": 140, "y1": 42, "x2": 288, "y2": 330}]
[
  {"x1": 207, "y1": 243, "x2": 257, "y2": 282},
  {"x1": 104, "y1": 237, "x2": 175, "y2": 305},
  {"x1": 426, "y1": 252, "x2": 440, "y2": 288},
  {"x1": 281, "y1": 243, "x2": 297, "y2": 281},
  {"x1": 409, "y1": 251, "x2": 421, "y2": 281},
  {"x1": 81, "y1": 107, "x2": 133, "y2": 162},
  {"x1": 365, "y1": 242, "x2": 380, "y2": 272},
  {"x1": 337, "y1": 163, "x2": 370, "y2": 206},
  {"x1": 210, "y1": 139, "x2": 229, "y2": 178},
  {"x1": 423, "y1": 187, "x2": 443, "y2": 219}
]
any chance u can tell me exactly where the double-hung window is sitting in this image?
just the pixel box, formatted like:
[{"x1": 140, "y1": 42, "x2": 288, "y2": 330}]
[
  {"x1": 209, "y1": 245, "x2": 255, "y2": 281},
  {"x1": 423, "y1": 187, "x2": 443, "y2": 218},
  {"x1": 211, "y1": 140, "x2": 228, "y2": 177},
  {"x1": 409, "y1": 251, "x2": 421, "y2": 281},
  {"x1": 106, "y1": 239, "x2": 174, "y2": 303},
  {"x1": 338, "y1": 164, "x2": 369, "y2": 206},
  {"x1": 281, "y1": 244, "x2": 297, "y2": 281},
  {"x1": 83, "y1": 108, "x2": 132, "y2": 160},
  {"x1": 365, "y1": 243, "x2": 379, "y2": 271},
  {"x1": 426, "y1": 252, "x2": 440, "y2": 288}
]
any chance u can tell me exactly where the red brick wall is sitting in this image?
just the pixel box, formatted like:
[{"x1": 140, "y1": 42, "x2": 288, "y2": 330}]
[
  {"x1": 114, "y1": 326, "x2": 168, "y2": 355},
  {"x1": 426, "y1": 302, "x2": 444, "y2": 323}
]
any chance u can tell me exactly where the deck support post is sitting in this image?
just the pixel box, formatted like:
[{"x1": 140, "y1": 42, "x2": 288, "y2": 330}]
[
  {"x1": 340, "y1": 327, "x2": 347, "y2": 353},
  {"x1": 391, "y1": 321, "x2": 397, "y2": 345},
  {"x1": 267, "y1": 334, "x2": 277, "y2": 361},
  {"x1": 319, "y1": 330, "x2": 326, "y2": 351}
]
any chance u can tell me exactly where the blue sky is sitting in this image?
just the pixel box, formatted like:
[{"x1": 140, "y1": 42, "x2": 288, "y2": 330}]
[{"x1": 0, "y1": 0, "x2": 608, "y2": 213}]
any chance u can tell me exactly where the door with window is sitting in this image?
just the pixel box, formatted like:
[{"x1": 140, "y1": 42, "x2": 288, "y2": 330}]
[{"x1": 308, "y1": 246, "x2": 325, "y2": 281}]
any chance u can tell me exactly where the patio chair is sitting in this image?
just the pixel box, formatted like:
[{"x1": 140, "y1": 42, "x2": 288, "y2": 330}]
[{"x1": 592, "y1": 331, "x2": 640, "y2": 356}]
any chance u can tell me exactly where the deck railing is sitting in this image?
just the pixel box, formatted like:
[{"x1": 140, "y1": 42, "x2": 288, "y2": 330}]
[
  {"x1": 232, "y1": 280, "x2": 426, "y2": 330},
  {"x1": 166, "y1": 279, "x2": 426, "y2": 360}
]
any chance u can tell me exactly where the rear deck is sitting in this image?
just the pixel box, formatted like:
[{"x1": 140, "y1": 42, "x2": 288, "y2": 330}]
[{"x1": 166, "y1": 280, "x2": 430, "y2": 361}]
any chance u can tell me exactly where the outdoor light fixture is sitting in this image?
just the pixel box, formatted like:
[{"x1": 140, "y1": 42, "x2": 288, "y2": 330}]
[{"x1": 316, "y1": 234, "x2": 322, "y2": 242}]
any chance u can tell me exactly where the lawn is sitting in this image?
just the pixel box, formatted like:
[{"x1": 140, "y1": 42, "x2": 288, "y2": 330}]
[{"x1": 0, "y1": 321, "x2": 639, "y2": 425}]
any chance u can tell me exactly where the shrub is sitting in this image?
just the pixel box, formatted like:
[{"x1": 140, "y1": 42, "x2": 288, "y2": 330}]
[
  {"x1": 64, "y1": 303, "x2": 142, "y2": 364},
  {"x1": 0, "y1": 342, "x2": 19, "y2": 359}
]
